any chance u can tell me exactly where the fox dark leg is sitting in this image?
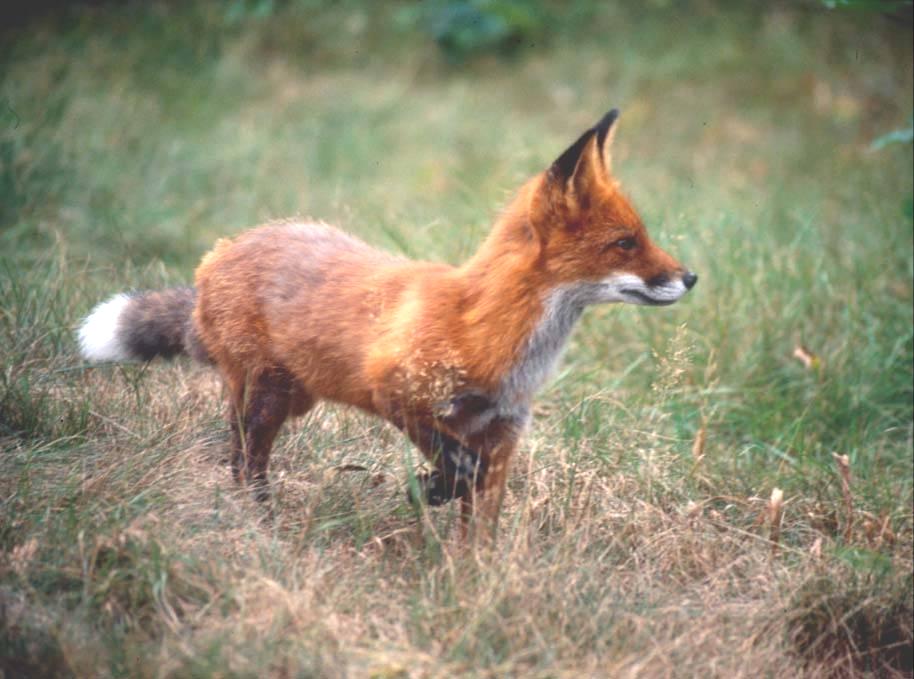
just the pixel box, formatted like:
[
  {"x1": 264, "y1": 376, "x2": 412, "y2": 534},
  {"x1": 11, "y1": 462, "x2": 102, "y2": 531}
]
[
  {"x1": 459, "y1": 443, "x2": 514, "y2": 542},
  {"x1": 404, "y1": 420, "x2": 521, "y2": 545},
  {"x1": 373, "y1": 391, "x2": 522, "y2": 541},
  {"x1": 229, "y1": 405, "x2": 243, "y2": 483},
  {"x1": 372, "y1": 392, "x2": 483, "y2": 506},
  {"x1": 458, "y1": 416, "x2": 525, "y2": 541},
  {"x1": 224, "y1": 367, "x2": 248, "y2": 485},
  {"x1": 407, "y1": 428, "x2": 484, "y2": 506},
  {"x1": 227, "y1": 367, "x2": 311, "y2": 503}
]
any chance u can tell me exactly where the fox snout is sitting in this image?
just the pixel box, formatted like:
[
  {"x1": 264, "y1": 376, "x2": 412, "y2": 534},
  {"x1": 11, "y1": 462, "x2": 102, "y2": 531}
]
[
  {"x1": 682, "y1": 271, "x2": 698, "y2": 290},
  {"x1": 645, "y1": 271, "x2": 698, "y2": 290},
  {"x1": 607, "y1": 269, "x2": 698, "y2": 307}
]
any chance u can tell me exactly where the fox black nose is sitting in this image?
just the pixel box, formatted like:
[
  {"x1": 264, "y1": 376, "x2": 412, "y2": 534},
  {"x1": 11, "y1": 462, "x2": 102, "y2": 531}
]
[{"x1": 682, "y1": 272, "x2": 698, "y2": 290}]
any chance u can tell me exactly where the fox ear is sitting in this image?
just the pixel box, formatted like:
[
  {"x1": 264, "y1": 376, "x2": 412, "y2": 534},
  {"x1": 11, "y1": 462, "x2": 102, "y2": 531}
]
[
  {"x1": 548, "y1": 127, "x2": 598, "y2": 186},
  {"x1": 595, "y1": 108, "x2": 619, "y2": 171},
  {"x1": 547, "y1": 129, "x2": 603, "y2": 213},
  {"x1": 547, "y1": 108, "x2": 619, "y2": 188}
]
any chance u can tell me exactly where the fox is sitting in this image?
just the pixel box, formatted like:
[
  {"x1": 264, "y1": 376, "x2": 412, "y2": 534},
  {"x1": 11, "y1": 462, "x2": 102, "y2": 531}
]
[{"x1": 78, "y1": 109, "x2": 696, "y2": 538}]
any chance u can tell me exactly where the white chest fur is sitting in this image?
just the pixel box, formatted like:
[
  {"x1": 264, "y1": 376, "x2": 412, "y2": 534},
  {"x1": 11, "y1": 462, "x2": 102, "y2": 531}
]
[
  {"x1": 500, "y1": 285, "x2": 591, "y2": 404},
  {"x1": 462, "y1": 282, "x2": 601, "y2": 434}
]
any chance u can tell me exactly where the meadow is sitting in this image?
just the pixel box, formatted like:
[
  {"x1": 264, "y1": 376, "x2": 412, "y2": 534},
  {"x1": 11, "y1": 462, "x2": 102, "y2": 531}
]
[{"x1": 1, "y1": 2, "x2": 912, "y2": 676}]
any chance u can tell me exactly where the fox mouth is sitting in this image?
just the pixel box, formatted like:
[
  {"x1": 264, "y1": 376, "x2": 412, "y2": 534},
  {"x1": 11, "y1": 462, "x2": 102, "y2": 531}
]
[{"x1": 620, "y1": 288, "x2": 679, "y2": 306}]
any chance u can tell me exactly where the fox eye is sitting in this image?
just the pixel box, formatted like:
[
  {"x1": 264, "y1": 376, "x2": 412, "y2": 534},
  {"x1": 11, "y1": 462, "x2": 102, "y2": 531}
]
[{"x1": 614, "y1": 237, "x2": 637, "y2": 251}]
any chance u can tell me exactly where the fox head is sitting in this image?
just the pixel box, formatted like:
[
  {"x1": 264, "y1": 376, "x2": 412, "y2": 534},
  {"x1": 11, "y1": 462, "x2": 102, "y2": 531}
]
[{"x1": 528, "y1": 109, "x2": 697, "y2": 306}]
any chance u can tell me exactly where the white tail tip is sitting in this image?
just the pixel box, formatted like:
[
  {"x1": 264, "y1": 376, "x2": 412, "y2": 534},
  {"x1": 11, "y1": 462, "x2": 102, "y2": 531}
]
[{"x1": 78, "y1": 293, "x2": 132, "y2": 362}]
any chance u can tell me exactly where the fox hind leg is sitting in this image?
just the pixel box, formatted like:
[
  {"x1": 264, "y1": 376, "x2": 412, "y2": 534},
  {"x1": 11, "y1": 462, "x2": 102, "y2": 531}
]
[
  {"x1": 224, "y1": 366, "x2": 247, "y2": 485},
  {"x1": 225, "y1": 366, "x2": 312, "y2": 503}
]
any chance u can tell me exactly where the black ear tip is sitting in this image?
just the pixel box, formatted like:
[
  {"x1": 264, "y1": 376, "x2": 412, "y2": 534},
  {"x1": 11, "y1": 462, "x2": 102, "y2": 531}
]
[
  {"x1": 549, "y1": 126, "x2": 597, "y2": 182},
  {"x1": 602, "y1": 108, "x2": 620, "y2": 126},
  {"x1": 595, "y1": 108, "x2": 620, "y2": 144},
  {"x1": 548, "y1": 109, "x2": 620, "y2": 182}
]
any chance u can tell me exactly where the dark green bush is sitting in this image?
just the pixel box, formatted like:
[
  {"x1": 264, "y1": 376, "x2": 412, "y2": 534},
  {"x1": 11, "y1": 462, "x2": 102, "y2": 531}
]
[{"x1": 398, "y1": 0, "x2": 546, "y2": 61}]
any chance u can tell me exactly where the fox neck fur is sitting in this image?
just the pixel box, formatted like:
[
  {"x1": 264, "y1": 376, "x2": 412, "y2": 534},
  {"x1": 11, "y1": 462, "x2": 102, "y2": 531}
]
[{"x1": 438, "y1": 179, "x2": 594, "y2": 432}]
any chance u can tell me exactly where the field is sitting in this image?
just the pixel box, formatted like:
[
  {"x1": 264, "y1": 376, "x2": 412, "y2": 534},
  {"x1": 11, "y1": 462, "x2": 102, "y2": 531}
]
[{"x1": 1, "y1": 2, "x2": 912, "y2": 676}]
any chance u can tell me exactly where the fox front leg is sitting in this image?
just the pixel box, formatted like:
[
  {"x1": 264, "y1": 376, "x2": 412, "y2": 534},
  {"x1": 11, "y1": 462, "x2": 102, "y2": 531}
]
[
  {"x1": 406, "y1": 427, "x2": 487, "y2": 506},
  {"x1": 373, "y1": 389, "x2": 489, "y2": 506},
  {"x1": 458, "y1": 414, "x2": 525, "y2": 540}
]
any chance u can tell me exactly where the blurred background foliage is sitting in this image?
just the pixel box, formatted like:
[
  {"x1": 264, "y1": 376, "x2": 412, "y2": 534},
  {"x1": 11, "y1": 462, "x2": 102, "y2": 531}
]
[{"x1": 2, "y1": 0, "x2": 912, "y2": 262}]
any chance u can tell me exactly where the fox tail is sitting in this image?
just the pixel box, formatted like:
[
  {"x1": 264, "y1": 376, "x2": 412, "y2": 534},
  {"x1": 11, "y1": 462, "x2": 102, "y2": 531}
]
[{"x1": 77, "y1": 287, "x2": 209, "y2": 364}]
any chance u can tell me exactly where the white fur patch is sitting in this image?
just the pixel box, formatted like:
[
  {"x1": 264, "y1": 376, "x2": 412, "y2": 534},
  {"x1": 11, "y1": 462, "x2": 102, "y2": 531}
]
[
  {"x1": 462, "y1": 272, "x2": 690, "y2": 434},
  {"x1": 500, "y1": 286, "x2": 586, "y2": 406},
  {"x1": 577, "y1": 273, "x2": 690, "y2": 306},
  {"x1": 461, "y1": 285, "x2": 588, "y2": 434},
  {"x1": 78, "y1": 293, "x2": 132, "y2": 362}
]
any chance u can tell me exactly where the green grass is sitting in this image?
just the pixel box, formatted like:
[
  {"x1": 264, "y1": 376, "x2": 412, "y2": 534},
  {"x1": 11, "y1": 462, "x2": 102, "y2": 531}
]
[{"x1": 2, "y1": 2, "x2": 912, "y2": 676}]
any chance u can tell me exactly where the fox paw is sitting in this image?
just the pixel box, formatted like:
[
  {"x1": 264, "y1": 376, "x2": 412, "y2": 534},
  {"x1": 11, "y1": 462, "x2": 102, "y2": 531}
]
[{"x1": 406, "y1": 471, "x2": 466, "y2": 506}]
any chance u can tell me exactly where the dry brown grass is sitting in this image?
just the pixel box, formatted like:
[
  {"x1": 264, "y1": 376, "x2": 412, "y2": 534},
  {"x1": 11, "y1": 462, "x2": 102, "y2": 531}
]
[{"x1": 3, "y1": 348, "x2": 910, "y2": 677}]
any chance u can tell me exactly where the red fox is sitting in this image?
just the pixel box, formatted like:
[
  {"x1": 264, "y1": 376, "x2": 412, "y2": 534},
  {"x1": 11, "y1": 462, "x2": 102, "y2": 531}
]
[{"x1": 78, "y1": 110, "x2": 696, "y2": 536}]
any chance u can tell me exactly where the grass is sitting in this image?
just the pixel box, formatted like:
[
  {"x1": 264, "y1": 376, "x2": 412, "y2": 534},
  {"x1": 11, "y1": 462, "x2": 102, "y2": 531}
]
[{"x1": 1, "y1": 1, "x2": 912, "y2": 676}]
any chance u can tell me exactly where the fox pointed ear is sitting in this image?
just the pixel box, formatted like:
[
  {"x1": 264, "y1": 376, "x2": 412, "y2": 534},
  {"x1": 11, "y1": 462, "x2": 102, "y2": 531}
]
[
  {"x1": 548, "y1": 127, "x2": 598, "y2": 186},
  {"x1": 595, "y1": 108, "x2": 620, "y2": 171},
  {"x1": 546, "y1": 128, "x2": 603, "y2": 215},
  {"x1": 548, "y1": 109, "x2": 620, "y2": 188}
]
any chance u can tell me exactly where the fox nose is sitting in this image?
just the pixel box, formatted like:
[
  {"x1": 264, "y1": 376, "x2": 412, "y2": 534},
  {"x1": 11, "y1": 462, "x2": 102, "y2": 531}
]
[{"x1": 682, "y1": 271, "x2": 698, "y2": 290}]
